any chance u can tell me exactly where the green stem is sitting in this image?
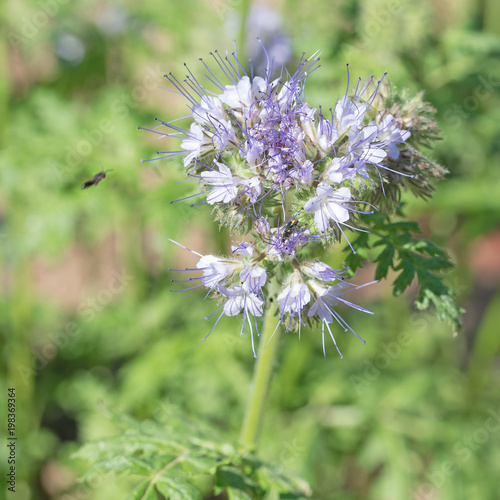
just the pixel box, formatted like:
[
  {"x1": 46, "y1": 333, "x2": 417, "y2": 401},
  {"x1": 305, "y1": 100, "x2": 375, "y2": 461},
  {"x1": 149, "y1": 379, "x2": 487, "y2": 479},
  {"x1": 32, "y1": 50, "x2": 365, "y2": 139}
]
[{"x1": 239, "y1": 286, "x2": 282, "y2": 452}]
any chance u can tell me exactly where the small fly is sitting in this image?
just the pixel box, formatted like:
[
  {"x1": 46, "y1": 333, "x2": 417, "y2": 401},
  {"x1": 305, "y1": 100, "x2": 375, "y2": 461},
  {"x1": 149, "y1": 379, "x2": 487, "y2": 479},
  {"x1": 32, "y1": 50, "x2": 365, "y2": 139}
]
[
  {"x1": 81, "y1": 165, "x2": 113, "y2": 189},
  {"x1": 281, "y1": 217, "x2": 299, "y2": 242}
]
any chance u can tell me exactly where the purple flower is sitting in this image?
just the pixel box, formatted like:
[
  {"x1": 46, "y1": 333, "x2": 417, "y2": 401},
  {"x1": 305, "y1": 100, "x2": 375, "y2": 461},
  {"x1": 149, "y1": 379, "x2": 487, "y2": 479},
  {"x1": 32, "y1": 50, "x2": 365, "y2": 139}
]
[
  {"x1": 254, "y1": 217, "x2": 270, "y2": 236},
  {"x1": 334, "y1": 95, "x2": 368, "y2": 137},
  {"x1": 301, "y1": 261, "x2": 347, "y2": 282},
  {"x1": 303, "y1": 182, "x2": 352, "y2": 232},
  {"x1": 220, "y1": 285, "x2": 264, "y2": 317},
  {"x1": 239, "y1": 176, "x2": 262, "y2": 204},
  {"x1": 277, "y1": 271, "x2": 311, "y2": 332},
  {"x1": 220, "y1": 75, "x2": 269, "y2": 111},
  {"x1": 231, "y1": 241, "x2": 254, "y2": 256},
  {"x1": 168, "y1": 240, "x2": 244, "y2": 295},
  {"x1": 243, "y1": 140, "x2": 265, "y2": 168},
  {"x1": 348, "y1": 124, "x2": 387, "y2": 175},
  {"x1": 192, "y1": 95, "x2": 226, "y2": 125},
  {"x1": 376, "y1": 114, "x2": 411, "y2": 160},
  {"x1": 201, "y1": 163, "x2": 239, "y2": 204},
  {"x1": 196, "y1": 254, "x2": 243, "y2": 289},
  {"x1": 206, "y1": 284, "x2": 265, "y2": 357},
  {"x1": 324, "y1": 157, "x2": 355, "y2": 184},
  {"x1": 180, "y1": 123, "x2": 212, "y2": 167},
  {"x1": 240, "y1": 264, "x2": 267, "y2": 293},
  {"x1": 302, "y1": 109, "x2": 339, "y2": 156}
]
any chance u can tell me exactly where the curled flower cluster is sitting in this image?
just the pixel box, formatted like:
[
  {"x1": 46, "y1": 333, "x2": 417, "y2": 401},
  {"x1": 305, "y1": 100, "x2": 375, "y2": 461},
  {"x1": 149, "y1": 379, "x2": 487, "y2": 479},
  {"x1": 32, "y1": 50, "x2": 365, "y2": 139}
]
[{"x1": 142, "y1": 42, "x2": 416, "y2": 357}]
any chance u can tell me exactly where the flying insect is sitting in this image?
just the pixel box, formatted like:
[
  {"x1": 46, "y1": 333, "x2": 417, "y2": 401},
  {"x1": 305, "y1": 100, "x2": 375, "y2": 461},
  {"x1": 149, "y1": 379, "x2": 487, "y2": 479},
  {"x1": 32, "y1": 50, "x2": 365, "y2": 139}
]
[{"x1": 81, "y1": 165, "x2": 113, "y2": 189}]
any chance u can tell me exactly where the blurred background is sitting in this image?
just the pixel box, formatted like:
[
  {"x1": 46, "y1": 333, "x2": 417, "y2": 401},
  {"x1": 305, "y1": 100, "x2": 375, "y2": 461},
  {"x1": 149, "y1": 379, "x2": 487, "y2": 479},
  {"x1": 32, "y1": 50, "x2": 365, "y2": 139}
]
[{"x1": 1, "y1": 0, "x2": 500, "y2": 498}]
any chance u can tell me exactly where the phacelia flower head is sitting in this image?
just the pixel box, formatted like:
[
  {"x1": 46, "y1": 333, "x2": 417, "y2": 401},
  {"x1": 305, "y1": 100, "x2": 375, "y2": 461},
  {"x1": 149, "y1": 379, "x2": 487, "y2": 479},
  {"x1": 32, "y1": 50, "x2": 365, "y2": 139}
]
[{"x1": 149, "y1": 41, "x2": 419, "y2": 356}]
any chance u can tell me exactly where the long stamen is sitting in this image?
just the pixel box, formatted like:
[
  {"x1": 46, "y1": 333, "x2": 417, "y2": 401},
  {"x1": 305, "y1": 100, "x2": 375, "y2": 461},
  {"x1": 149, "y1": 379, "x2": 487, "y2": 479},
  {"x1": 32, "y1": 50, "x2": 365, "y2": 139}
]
[
  {"x1": 205, "y1": 303, "x2": 225, "y2": 320},
  {"x1": 169, "y1": 283, "x2": 204, "y2": 292},
  {"x1": 170, "y1": 192, "x2": 205, "y2": 204},
  {"x1": 168, "y1": 239, "x2": 204, "y2": 257},
  {"x1": 325, "y1": 321, "x2": 343, "y2": 358},
  {"x1": 203, "y1": 310, "x2": 225, "y2": 341}
]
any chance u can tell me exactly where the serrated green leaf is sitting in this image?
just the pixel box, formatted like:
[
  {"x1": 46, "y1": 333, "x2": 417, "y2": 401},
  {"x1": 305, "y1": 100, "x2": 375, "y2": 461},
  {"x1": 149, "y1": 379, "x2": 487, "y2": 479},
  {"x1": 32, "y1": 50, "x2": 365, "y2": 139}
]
[
  {"x1": 356, "y1": 207, "x2": 462, "y2": 329},
  {"x1": 406, "y1": 238, "x2": 446, "y2": 256},
  {"x1": 345, "y1": 250, "x2": 364, "y2": 273},
  {"x1": 377, "y1": 221, "x2": 421, "y2": 233},
  {"x1": 182, "y1": 452, "x2": 220, "y2": 473},
  {"x1": 74, "y1": 434, "x2": 183, "y2": 463},
  {"x1": 416, "y1": 267, "x2": 448, "y2": 295},
  {"x1": 155, "y1": 476, "x2": 202, "y2": 500},
  {"x1": 127, "y1": 479, "x2": 159, "y2": 500},
  {"x1": 415, "y1": 289, "x2": 463, "y2": 331},
  {"x1": 256, "y1": 463, "x2": 311, "y2": 497},
  {"x1": 126, "y1": 457, "x2": 157, "y2": 475},
  {"x1": 216, "y1": 466, "x2": 256, "y2": 491},
  {"x1": 81, "y1": 456, "x2": 147, "y2": 480},
  {"x1": 374, "y1": 243, "x2": 395, "y2": 280},
  {"x1": 393, "y1": 252, "x2": 415, "y2": 291}
]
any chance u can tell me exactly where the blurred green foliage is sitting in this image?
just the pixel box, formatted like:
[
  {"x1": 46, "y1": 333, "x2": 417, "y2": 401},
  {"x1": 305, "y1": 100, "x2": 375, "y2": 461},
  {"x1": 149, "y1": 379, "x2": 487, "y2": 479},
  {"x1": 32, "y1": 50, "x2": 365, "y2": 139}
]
[{"x1": 1, "y1": 0, "x2": 500, "y2": 499}]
